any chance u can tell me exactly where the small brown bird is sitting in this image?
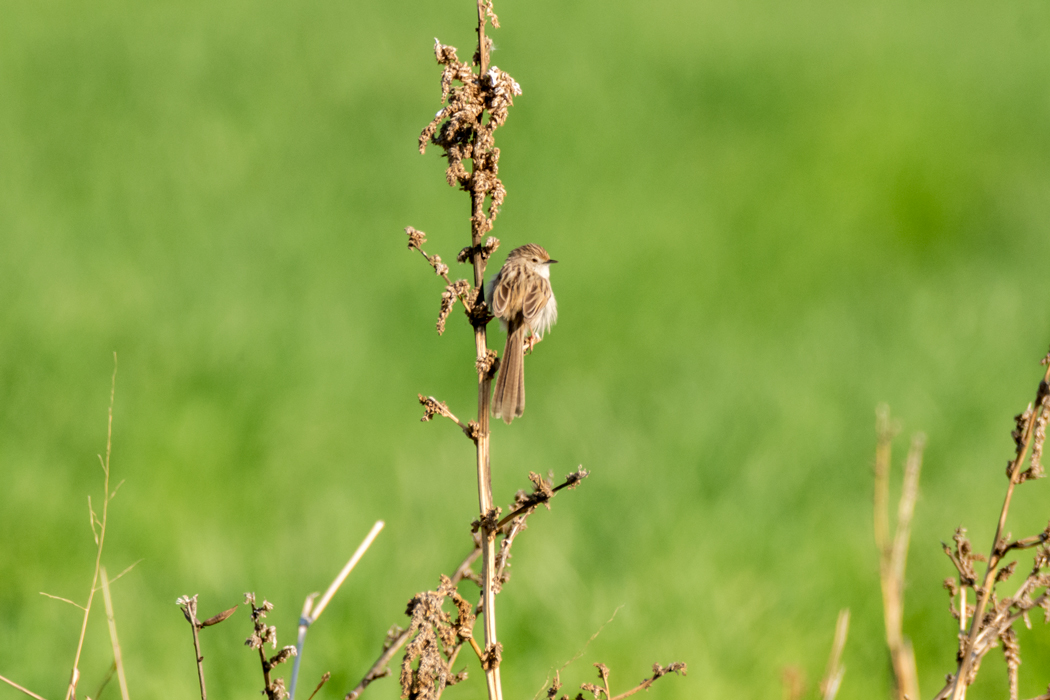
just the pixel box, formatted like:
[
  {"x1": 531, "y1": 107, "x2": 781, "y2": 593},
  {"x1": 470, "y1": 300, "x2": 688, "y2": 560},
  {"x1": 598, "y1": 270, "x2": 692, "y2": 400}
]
[{"x1": 488, "y1": 244, "x2": 558, "y2": 424}]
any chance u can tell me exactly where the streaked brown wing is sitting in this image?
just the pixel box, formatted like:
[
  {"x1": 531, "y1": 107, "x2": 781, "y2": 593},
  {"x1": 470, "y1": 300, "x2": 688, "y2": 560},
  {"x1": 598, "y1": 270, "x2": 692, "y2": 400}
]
[
  {"x1": 491, "y1": 267, "x2": 516, "y2": 318},
  {"x1": 522, "y1": 276, "x2": 552, "y2": 322}
]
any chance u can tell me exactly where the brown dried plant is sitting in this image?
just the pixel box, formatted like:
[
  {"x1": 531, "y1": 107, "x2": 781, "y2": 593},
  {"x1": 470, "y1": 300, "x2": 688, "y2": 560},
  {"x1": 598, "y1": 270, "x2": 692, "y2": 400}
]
[
  {"x1": 346, "y1": 469, "x2": 591, "y2": 700},
  {"x1": 245, "y1": 593, "x2": 298, "y2": 700},
  {"x1": 353, "y1": 2, "x2": 689, "y2": 700},
  {"x1": 1, "y1": 356, "x2": 141, "y2": 700},
  {"x1": 930, "y1": 351, "x2": 1050, "y2": 700},
  {"x1": 389, "y1": 1, "x2": 540, "y2": 699},
  {"x1": 543, "y1": 662, "x2": 687, "y2": 700}
]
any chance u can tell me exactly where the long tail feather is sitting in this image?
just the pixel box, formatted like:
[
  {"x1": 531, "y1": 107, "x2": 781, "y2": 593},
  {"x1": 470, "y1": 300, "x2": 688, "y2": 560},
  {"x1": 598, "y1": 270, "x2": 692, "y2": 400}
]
[{"x1": 493, "y1": 322, "x2": 526, "y2": 424}]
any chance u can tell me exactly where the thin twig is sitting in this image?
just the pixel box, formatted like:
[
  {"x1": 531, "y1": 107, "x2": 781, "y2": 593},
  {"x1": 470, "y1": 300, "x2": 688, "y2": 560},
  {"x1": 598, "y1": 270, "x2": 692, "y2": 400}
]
[
  {"x1": 418, "y1": 395, "x2": 477, "y2": 441},
  {"x1": 0, "y1": 674, "x2": 51, "y2": 700},
  {"x1": 65, "y1": 353, "x2": 118, "y2": 700},
  {"x1": 176, "y1": 596, "x2": 208, "y2": 700},
  {"x1": 100, "y1": 567, "x2": 130, "y2": 700},
  {"x1": 606, "y1": 663, "x2": 687, "y2": 700},
  {"x1": 530, "y1": 606, "x2": 623, "y2": 700},
  {"x1": 92, "y1": 663, "x2": 116, "y2": 700},
  {"x1": 819, "y1": 610, "x2": 850, "y2": 700},
  {"x1": 495, "y1": 472, "x2": 587, "y2": 529},
  {"x1": 100, "y1": 560, "x2": 142, "y2": 590},
  {"x1": 39, "y1": 592, "x2": 87, "y2": 610},
  {"x1": 306, "y1": 673, "x2": 330, "y2": 700}
]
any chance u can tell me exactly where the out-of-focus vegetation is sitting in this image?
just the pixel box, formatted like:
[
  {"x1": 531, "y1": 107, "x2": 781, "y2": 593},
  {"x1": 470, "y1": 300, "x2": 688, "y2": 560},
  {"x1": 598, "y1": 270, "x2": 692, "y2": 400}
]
[{"x1": 2, "y1": 0, "x2": 1050, "y2": 698}]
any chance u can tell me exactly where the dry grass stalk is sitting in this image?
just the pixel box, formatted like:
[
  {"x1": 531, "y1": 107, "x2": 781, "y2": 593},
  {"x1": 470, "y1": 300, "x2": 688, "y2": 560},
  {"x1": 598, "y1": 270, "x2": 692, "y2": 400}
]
[
  {"x1": 873, "y1": 406, "x2": 923, "y2": 700},
  {"x1": 176, "y1": 595, "x2": 238, "y2": 700},
  {"x1": 99, "y1": 568, "x2": 130, "y2": 700},
  {"x1": 288, "y1": 521, "x2": 385, "y2": 700},
  {"x1": 936, "y1": 352, "x2": 1050, "y2": 700},
  {"x1": 63, "y1": 354, "x2": 120, "y2": 700},
  {"x1": 819, "y1": 609, "x2": 850, "y2": 700},
  {"x1": 2, "y1": 357, "x2": 130, "y2": 700},
  {"x1": 306, "y1": 673, "x2": 331, "y2": 700},
  {"x1": 780, "y1": 667, "x2": 805, "y2": 700},
  {"x1": 0, "y1": 674, "x2": 51, "y2": 700}
]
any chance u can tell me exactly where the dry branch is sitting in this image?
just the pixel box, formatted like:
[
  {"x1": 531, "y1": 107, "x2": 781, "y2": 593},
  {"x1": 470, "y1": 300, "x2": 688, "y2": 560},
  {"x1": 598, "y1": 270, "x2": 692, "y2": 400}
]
[
  {"x1": 65, "y1": 354, "x2": 119, "y2": 700},
  {"x1": 100, "y1": 567, "x2": 130, "y2": 700},
  {"x1": 936, "y1": 353, "x2": 1050, "y2": 700},
  {"x1": 819, "y1": 610, "x2": 850, "y2": 700}
]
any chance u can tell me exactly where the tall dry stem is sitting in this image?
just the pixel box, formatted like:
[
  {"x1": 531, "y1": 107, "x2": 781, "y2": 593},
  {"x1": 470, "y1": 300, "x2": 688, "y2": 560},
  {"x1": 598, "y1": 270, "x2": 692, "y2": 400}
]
[
  {"x1": 947, "y1": 359, "x2": 1050, "y2": 700},
  {"x1": 99, "y1": 567, "x2": 130, "y2": 700},
  {"x1": 873, "y1": 406, "x2": 922, "y2": 700},
  {"x1": 65, "y1": 353, "x2": 119, "y2": 700}
]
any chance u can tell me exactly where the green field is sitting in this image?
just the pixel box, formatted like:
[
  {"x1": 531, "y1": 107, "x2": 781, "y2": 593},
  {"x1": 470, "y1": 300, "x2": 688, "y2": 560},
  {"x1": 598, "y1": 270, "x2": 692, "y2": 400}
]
[{"x1": 3, "y1": 0, "x2": 1050, "y2": 698}]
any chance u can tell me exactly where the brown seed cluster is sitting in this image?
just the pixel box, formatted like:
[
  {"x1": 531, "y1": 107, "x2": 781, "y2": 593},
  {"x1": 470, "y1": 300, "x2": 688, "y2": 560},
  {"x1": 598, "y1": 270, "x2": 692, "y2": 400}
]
[
  {"x1": 244, "y1": 593, "x2": 297, "y2": 700},
  {"x1": 398, "y1": 576, "x2": 474, "y2": 700},
  {"x1": 419, "y1": 41, "x2": 521, "y2": 242}
]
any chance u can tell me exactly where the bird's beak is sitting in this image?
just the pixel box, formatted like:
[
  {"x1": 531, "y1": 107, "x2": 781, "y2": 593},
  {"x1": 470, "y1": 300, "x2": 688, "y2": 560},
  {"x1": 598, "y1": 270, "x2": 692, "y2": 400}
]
[{"x1": 548, "y1": 259, "x2": 558, "y2": 264}]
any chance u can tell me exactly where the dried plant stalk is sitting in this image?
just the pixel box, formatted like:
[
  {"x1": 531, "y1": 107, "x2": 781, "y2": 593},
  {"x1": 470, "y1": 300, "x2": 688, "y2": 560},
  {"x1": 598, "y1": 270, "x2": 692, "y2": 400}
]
[
  {"x1": 937, "y1": 353, "x2": 1050, "y2": 700},
  {"x1": 546, "y1": 662, "x2": 687, "y2": 700},
  {"x1": 407, "y1": 0, "x2": 523, "y2": 696},
  {"x1": 65, "y1": 354, "x2": 119, "y2": 700},
  {"x1": 0, "y1": 674, "x2": 51, "y2": 700},
  {"x1": 100, "y1": 567, "x2": 130, "y2": 700},
  {"x1": 345, "y1": 547, "x2": 482, "y2": 700},
  {"x1": 245, "y1": 594, "x2": 298, "y2": 700},
  {"x1": 819, "y1": 609, "x2": 850, "y2": 700},
  {"x1": 873, "y1": 406, "x2": 922, "y2": 700},
  {"x1": 177, "y1": 595, "x2": 238, "y2": 700}
]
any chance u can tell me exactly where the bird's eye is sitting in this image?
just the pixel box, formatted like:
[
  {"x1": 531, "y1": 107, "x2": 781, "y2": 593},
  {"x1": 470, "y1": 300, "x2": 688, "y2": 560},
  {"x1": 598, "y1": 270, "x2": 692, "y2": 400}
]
[{"x1": 532, "y1": 257, "x2": 539, "y2": 262}]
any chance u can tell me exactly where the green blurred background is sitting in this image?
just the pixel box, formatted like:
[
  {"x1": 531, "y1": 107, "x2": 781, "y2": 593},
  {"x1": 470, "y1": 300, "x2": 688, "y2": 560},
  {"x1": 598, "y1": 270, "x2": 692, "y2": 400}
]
[{"x1": 2, "y1": 0, "x2": 1050, "y2": 697}]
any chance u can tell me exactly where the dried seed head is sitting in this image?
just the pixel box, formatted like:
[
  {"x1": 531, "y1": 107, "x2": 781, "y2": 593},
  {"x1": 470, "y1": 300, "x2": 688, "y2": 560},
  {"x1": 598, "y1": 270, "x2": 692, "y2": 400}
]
[
  {"x1": 269, "y1": 677, "x2": 289, "y2": 700},
  {"x1": 405, "y1": 226, "x2": 427, "y2": 251},
  {"x1": 436, "y1": 279, "x2": 471, "y2": 334},
  {"x1": 996, "y1": 561, "x2": 1018, "y2": 583},
  {"x1": 483, "y1": 642, "x2": 503, "y2": 671},
  {"x1": 418, "y1": 395, "x2": 451, "y2": 423},
  {"x1": 546, "y1": 671, "x2": 563, "y2": 699}
]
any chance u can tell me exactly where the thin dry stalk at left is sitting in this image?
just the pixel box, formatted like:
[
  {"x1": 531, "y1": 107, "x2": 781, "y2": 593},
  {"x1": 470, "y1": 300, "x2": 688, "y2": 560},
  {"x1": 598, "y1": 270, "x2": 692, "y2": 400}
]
[
  {"x1": 818, "y1": 609, "x2": 850, "y2": 700},
  {"x1": 64, "y1": 355, "x2": 120, "y2": 700},
  {"x1": 873, "y1": 406, "x2": 922, "y2": 700},
  {"x1": 99, "y1": 567, "x2": 130, "y2": 700}
]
